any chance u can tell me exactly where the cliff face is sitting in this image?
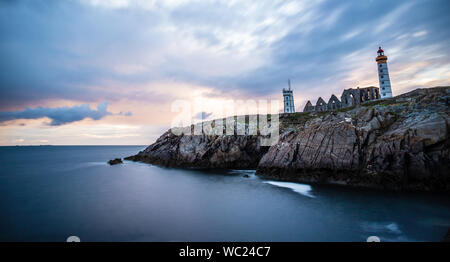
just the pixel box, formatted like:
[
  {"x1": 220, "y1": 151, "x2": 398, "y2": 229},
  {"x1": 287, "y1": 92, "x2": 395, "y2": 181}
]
[
  {"x1": 126, "y1": 129, "x2": 268, "y2": 169},
  {"x1": 258, "y1": 87, "x2": 450, "y2": 190},
  {"x1": 127, "y1": 87, "x2": 450, "y2": 191}
]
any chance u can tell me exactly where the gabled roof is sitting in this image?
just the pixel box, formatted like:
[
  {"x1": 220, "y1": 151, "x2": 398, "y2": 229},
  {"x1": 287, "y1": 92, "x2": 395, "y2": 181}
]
[
  {"x1": 316, "y1": 97, "x2": 326, "y2": 105},
  {"x1": 328, "y1": 94, "x2": 340, "y2": 103}
]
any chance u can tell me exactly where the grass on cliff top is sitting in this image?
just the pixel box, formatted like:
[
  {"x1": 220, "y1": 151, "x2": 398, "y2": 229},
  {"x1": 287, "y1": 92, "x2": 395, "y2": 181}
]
[
  {"x1": 361, "y1": 98, "x2": 399, "y2": 107},
  {"x1": 197, "y1": 113, "x2": 318, "y2": 131},
  {"x1": 336, "y1": 106, "x2": 355, "y2": 112},
  {"x1": 281, "y1": 112, "x2": 315, "y2": 122},
  {"x1": 193, "y1": 87, "x2": 449, "y2": 131}
]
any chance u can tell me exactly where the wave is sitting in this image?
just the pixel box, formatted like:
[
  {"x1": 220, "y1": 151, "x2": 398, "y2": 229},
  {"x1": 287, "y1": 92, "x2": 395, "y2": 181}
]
[{"x1": 263, "y1": 181, "x2": 315, "y2": 198}]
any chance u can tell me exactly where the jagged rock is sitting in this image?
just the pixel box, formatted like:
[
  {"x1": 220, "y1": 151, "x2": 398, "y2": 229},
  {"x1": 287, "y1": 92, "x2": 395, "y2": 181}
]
[
  {"x1": 127, "y1": 87, "x2": 450, "y2": 191},
  {"x1": 108, "y1": 158, "x2": 123, "y2": 165},
  {"x1": 126, "y1": 129, "x2": 268, "y2": 169},
  {"x1": 258, "y1": 87, "x2": 450, "y2": 191}
]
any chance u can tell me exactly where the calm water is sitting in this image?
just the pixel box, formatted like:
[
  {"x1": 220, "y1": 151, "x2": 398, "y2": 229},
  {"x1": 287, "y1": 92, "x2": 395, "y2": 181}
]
[{"x1": 0, "y1": 146, "x2": 449, "y2": 242}]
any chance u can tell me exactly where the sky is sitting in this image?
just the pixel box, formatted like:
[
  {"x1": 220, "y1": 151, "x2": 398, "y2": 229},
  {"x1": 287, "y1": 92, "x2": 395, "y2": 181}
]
[{"x1": 0, "y1": 0, "x2": 449, "y2": 145}]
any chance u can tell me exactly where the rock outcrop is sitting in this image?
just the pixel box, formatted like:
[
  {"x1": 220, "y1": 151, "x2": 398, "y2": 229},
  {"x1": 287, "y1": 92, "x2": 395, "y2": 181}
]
[
  {"x1": 125, "y1": 128, "x2": 268, "y2": 169},
  {"x1": 126, "y1": 87, "x2": 450, "y2": 191},
  {"x1": 108, "y1": 158, "x2": 123, "y2": 165}
]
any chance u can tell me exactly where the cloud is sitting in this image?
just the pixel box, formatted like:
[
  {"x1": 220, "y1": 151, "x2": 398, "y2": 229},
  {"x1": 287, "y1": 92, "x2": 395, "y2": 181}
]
[
  {"x1": 0, "y1": 0, "x2": 449, "y2": 118},
  {"x1": 0, "y1": 102, "x2": 128, "y2": 126},
  {"x1": 118, "y1": 111, "x2": 133, "y2": 116},
  {"x1": 413, "y1": 30, "x2": 427, "y2": 37},
  {"x1": 0, "y1": 0, "x2": 449, "y2": 145}
]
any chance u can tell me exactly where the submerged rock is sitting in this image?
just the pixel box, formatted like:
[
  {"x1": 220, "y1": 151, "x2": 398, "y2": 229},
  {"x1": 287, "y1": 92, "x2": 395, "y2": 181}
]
[
  {"x1": 127, "y1": 87, "x2": 450, "y2": 191},
  {"x1": 108, "y1": 158, "x2": 123, "y2": 165}
]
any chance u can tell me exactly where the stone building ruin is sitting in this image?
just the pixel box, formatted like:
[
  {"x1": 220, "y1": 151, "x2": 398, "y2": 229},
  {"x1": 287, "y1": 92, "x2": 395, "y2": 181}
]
[
  {"x1": 303, "y1": 86, "x2": 380, "y2": 112},
  {"x1": 302, "y1": 46, "x2": 392, "y2": 113}
]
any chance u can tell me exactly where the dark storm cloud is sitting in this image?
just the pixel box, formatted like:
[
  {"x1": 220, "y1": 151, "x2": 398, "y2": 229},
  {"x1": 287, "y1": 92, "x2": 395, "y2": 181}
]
[
  {"x1": 220, "y1": 0, "x2": 450, "y2": 95},
  {"x1": 0, "y1": 0, "x2": 449, "y2": 109},
  {"x1": 158, "y1": 0, "x2": 450, "y2": 96},
  {"x1": 0, "y1": 0, "x2": 165, "y2": 109},
  {"x1": 0, "y1": 102, "x2": 121, "y2": 125}
]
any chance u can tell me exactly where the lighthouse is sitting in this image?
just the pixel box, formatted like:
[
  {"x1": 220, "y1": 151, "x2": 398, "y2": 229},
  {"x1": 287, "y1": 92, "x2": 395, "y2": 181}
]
[
  {"x1": 376, "y1": 46, "x2": 393, "y2": 98},
  {"x1": 283, "y1": 79, "x2": 295, "y2": 113}
]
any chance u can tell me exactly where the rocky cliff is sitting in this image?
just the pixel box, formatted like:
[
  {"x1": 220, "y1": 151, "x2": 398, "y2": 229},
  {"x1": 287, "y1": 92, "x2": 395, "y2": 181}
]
[
  {"x1": 127, "y1": 129, "x2": 267, "y2": 169},
  {"x1": 126, "y1": 87, "x2": 450, "y2": 191}
]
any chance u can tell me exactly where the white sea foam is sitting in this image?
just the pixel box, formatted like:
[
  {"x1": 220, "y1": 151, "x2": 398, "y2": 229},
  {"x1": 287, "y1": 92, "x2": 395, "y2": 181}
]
[{"x1": 264, "y1": 181, "x2": 315, "y2": 198}]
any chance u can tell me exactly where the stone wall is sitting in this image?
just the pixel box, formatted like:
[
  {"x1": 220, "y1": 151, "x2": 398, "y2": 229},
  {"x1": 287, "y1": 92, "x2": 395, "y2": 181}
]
[{"x1": 304, "y1": 86, "x2": 380, "y2": 112}]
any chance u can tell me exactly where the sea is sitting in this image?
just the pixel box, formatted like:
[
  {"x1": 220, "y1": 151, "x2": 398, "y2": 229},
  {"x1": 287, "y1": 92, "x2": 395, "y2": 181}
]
[{"x1": 1, "y1": 146, "x2": 449, "y2": 242}]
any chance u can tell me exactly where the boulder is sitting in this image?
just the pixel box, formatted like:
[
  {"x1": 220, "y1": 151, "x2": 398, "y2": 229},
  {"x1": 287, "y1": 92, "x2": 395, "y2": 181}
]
[{"x1": 108, "y1": 158, "x2": 123, "y2": 165}]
